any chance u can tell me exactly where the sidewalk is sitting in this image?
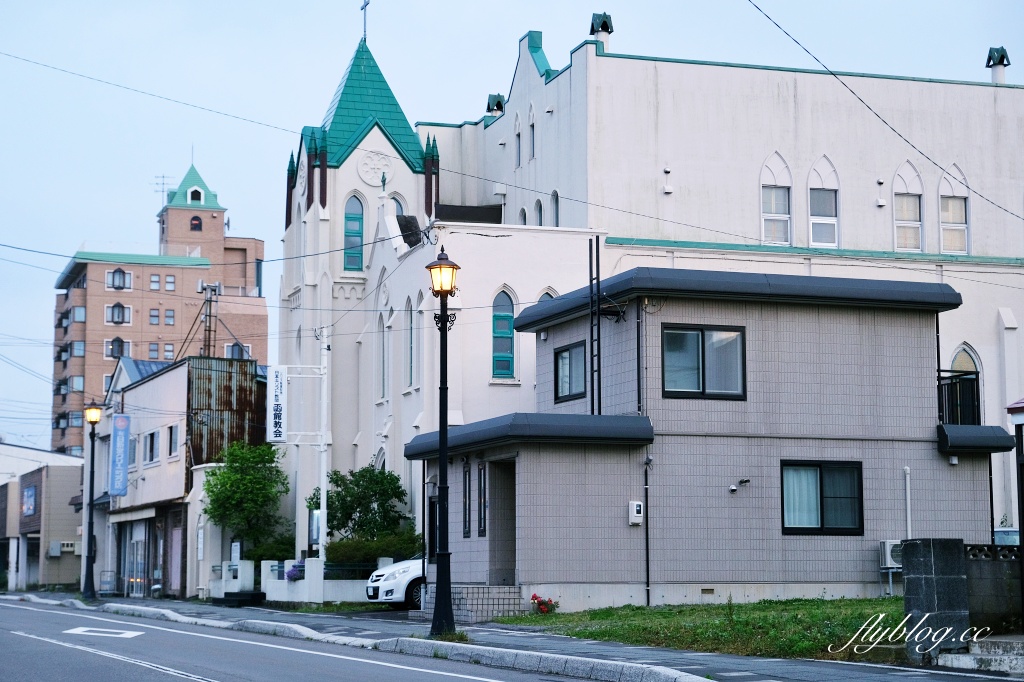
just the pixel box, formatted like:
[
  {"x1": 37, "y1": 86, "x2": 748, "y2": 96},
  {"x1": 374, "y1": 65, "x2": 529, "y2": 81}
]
[{"x1": 0, "y1": 592, "x2": 1009, "y2": 682}]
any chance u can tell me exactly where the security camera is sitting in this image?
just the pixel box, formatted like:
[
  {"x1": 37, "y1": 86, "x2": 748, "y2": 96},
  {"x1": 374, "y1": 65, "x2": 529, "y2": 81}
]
[{"x1": 729, "y1": 485, "x2": 738, "y2": 493}]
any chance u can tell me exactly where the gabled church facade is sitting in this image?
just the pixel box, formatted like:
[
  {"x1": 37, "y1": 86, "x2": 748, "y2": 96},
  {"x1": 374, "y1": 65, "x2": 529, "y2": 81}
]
[{"x1": 280, "y1": 14, "x2": 1024, "y2": 561}]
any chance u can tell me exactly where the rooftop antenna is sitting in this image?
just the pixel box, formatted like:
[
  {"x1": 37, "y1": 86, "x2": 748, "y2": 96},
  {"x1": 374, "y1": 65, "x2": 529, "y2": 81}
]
[
  {"x1": 152, "y1": 175, "x2": 174, "y2": 204},
  {"x1": 361, "y1": 0, "x2": 370, "y2": 40}
]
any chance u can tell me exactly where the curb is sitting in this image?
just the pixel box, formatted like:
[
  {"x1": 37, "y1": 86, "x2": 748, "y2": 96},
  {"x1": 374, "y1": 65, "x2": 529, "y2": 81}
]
[{"x1": 4, "y1": 594, "x2": 704, "y2": 681}]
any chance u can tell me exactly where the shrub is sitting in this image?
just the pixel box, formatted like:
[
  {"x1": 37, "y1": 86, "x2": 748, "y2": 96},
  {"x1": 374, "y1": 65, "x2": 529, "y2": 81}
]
[
  {"x1": 324, "y1": 527, "x2": 422, "y2": 565},
  {"x1": 244, "y1": 533, "x2": 296, "y2": 563}
]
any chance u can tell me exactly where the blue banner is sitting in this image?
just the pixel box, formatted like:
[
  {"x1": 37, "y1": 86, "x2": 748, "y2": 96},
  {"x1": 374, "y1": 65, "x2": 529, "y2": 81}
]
[{"x1": 109, "y1": 414, "x2": 131, "y2": 496}]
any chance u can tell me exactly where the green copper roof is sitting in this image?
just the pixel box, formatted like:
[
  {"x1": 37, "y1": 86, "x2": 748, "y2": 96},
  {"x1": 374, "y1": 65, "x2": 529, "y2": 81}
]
[
  {"x1": 164, "y1": 165, "x2": 225, "y2": 211},
  {"x1": 987, "y1": 47, "x2": 1010, "y2": 68},
  {"x1": 319, "y1": 39, "x2": 424, "y2": 173},
  {"x1": 590, "y1": 13, "x2": 613, "y2": 35},
  {"x1": 55, "y1": 252, "x2": 211, "y2": 289}
]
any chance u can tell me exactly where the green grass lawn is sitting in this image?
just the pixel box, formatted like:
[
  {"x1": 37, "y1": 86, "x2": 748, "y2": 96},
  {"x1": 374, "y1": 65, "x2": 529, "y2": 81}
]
[{"x1": 496, "y1": 596, "x2": 907, "y2": 663}]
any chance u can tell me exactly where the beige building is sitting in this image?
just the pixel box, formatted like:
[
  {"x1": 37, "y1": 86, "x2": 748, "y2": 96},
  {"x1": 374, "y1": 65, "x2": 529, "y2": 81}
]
[{"x1": 51, "y1": 166, "x2": 267, "y2": 455}]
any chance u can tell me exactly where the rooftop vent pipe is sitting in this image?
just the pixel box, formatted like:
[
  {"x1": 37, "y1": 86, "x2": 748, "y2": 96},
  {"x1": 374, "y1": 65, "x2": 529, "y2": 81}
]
[{"x1": 986, "y1": 47, "x2": 1010, "y2": 84}]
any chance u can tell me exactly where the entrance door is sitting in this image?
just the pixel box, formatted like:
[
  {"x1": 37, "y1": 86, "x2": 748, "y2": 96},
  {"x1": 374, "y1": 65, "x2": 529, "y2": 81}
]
[
  {"x1": 169, "y1": 527, "x2": 182, "y2": 594},
  {"x1": 487, "y1": 462, "x2": 517, "y2": 585}
]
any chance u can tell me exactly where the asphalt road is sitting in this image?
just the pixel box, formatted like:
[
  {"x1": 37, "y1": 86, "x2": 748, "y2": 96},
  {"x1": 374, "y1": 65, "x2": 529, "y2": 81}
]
[{"x1": 0, "y1": 601, "x2": 563, "y2": 682}]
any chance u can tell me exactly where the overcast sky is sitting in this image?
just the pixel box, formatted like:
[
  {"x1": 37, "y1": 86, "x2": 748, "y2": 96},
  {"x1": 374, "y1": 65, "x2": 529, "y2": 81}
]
[{"x1": 0, "y1": 1, "x2": 1020, "y2": 448}]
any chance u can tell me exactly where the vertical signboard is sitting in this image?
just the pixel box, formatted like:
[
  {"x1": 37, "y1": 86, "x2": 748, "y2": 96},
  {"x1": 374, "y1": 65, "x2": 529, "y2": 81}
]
[
  {"x1": 109, "y1": 414, "x2": 131, "y2": 496},
  {"x1": 267, "y1": 366, "x2": 287, "y2": 443}
]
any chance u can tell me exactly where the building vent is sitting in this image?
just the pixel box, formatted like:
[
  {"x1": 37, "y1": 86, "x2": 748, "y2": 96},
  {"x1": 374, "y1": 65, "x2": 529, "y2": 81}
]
[{"x1": 880, "y1": 540, "x2": 903, "y2": 568}]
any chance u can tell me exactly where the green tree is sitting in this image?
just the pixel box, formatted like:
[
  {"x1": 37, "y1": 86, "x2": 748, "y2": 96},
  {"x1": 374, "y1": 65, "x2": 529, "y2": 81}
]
[
  {"x1": 203, "y1": 442, "x2": 289, "y2": 546},
  {"x1": 306, "y1": 465, "x2": 409, "y2": 540}
]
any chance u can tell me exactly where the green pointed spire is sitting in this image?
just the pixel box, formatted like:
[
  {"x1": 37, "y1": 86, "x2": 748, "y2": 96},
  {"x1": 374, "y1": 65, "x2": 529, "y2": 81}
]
[
  {"x1": 431, "y1": 136, "x2": 439, "y2": 161},
  {"x1": 319, "y1": 39, "x2": 424, "y2": 172},
  {"x1": 287, "y1": 152, "x2": 296, "y2": 177},
  {"x1": 163, "y1": 165, "x2": 225, "y2": 211}
]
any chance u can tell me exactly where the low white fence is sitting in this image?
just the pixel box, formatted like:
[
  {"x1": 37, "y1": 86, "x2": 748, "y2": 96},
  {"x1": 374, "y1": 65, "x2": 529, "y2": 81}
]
[{"x1": 260, "y1": 558, "x2": 369, "y2": 604}]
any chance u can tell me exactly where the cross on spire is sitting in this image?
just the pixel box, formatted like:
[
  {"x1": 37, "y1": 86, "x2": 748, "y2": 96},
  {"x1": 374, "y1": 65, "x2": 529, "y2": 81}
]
[{"x1": 361, "y1": 0, "x2": 370, "y2": 40}]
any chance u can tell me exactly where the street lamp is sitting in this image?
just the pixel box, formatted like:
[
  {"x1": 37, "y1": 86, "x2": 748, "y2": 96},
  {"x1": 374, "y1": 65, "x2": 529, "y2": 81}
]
[
  {"x1": 82, "y1": 400, "x2": 103, "y2": 600},
  {"x1": 426, "y1": 246, "x2": 459, "y2": 636}
]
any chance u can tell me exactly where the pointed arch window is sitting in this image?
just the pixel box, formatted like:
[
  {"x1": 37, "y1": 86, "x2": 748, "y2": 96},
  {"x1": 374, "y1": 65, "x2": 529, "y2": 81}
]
[
  {"x1": 378, "y1": 315, "x2": 387, "y2": 399},
  {"x1": 405, "y1": 299, "x2": 415, "y2": 388},
  {"x1": 344, "y1": 195, "x2": 364, "y2": 271},
  {"x1": 809, "y1": 157, "x2": 840, "y2": 247},
  {"x1": 392, "y1": 197, "x2": 404, "y2": 216},
  {"x1": 535, "y1": 199, "x2": 543, "y2": 226},
  {"x1": 528, "y1": 107, "x2": 536, "y2": 161},
  {"x1": 107, "y1": 268, "x2": 131, "y2": 290},
  {"x1": 940, "y1": 166, "x2": 969, "y2": 254},
  {"x1": 514, "y1": 116, "x2": 522, "y2": 168},
  {"x1": 551, "y1": 191, "x2": 560, "y2": 227},
  {"x1": 760, "y1": 153, "x2": 792, "y2": 245},
  {"x1": 492, "y1": 291, "x2": 515, "y2": 378},
  {"x1": 952, "y1": 348, "x2": 978, "y2": 373},
  {"x1": 518, "y1": 208, "x2": 527, "y2": 225},
  {"x1": 894, "y1": 161, "x2": 924, "y2": 251}
]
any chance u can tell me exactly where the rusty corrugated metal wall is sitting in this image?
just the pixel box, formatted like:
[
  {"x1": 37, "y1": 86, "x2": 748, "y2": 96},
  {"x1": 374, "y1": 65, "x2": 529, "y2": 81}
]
[{"x1": 185, "y1": 358, "x2": 266, "y2": 491}]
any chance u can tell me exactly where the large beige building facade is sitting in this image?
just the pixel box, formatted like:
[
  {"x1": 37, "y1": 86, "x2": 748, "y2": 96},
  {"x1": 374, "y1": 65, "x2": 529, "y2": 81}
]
[{"x1": 51, "y1": 166, "x2": 267, "y2": 455}]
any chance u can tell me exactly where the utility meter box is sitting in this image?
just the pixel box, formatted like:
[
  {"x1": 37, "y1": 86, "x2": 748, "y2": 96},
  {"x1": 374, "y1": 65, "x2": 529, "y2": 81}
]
[{"x1": 629, "y1": 501, "x2": 644, "y2": 526}]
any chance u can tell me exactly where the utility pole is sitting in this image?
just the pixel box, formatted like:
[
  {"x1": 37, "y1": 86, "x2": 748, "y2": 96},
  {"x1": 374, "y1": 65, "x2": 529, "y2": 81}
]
[
  {"x1": 198, "y1": 281, "x2": 221, "y2": 356},
  {"x1": 315, "y1": 327, "x2": 331, "y2": 558}
]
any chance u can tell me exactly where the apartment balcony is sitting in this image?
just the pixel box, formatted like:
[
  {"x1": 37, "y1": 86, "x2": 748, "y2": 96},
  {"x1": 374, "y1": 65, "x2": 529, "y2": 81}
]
[{"x1": 936, "y1": 370, "x2": 1015, "y2": 456}]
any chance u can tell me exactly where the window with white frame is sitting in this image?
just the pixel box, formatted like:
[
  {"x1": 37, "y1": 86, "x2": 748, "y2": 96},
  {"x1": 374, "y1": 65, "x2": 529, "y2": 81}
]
[
  {"x1": 895, "y1": 193, "x2": 922, "y2": 250},
  {"x1": 761, "y1": 186, "x2": 791, "y2": 244},
  {"x1": 662, "y1": 325, "x2": 745, "y2": 399},
  {"x1": 106, "y1": 268, "x2": 131, "y2": 290},
  {"x1": 378, "y1": 315, "x2": 387, "y2": 399},
  {"x1": 555, "y1": 341, "x2": 586, "y2": 402},
  {"x1": 781, "y1": 460, "x2": 863, "y2": 535},
  {"x1": 105, "y1": 337, "x2": 130, "y2": 359},
  {"x1": 343, "y1": 195, "x2": 364, "y2": 271},
  {"x1": 225, "y1": 342, "x2": 250, "y2": 359},
  {"x1": 167, "y1": 424, "x2": 179, "y2": 459},
  {"x1": 809, "y1": 189, "x2": 838, "y2": 247},
  {"x1": 105, "y1": 303, "x2": 130, "y2": 325},
  {"x1": 405, "y1": 300, "x2": 414, "y2": 388},
  {"x1": 940, "y1": 196, "x2": 968, "y2": 254},
  {"x1": 128, "y1": 437, "x2": 137, "y2": 467},
  {"x1": 143, "y1": 430, "x2": 160, "y2": 464},
  {"x1": 103, "y1": 374, "x2": 112, "y2": 392}
]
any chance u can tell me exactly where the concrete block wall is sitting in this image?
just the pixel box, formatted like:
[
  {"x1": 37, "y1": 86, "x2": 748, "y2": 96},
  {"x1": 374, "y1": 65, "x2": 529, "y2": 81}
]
[{"x1": 423, "y1": 583, "x2": 528, "y2": 624}]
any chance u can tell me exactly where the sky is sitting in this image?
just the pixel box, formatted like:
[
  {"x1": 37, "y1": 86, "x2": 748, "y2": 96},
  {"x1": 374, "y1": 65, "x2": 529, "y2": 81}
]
[{"x1": 0, "y1": 1, "x2": 1020, "y2": 449}]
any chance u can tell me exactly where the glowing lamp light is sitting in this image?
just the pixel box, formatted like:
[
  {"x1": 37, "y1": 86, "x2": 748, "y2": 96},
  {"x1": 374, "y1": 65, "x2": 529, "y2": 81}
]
[
  {"x1": 84, "y1": 400, "x2": 103, "y2": 425},
  {"x1": 425, "y1": 247, "x2": 460, "y2": 296}
]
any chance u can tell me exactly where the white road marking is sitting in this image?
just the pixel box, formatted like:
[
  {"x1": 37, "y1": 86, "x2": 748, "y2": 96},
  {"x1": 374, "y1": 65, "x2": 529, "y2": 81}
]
[
  {"x1": 63, "y1": 626, "x2": 144, "y2": 638},
  {"x1": 12, "y1": 632, "x2": 220, "y2": 681},
  {"x1": 0, "y1": 603, "x2": 505, "y2": 681},
  {"x1": 718, "y1": 673, "x2": 755, "y2": 677}
]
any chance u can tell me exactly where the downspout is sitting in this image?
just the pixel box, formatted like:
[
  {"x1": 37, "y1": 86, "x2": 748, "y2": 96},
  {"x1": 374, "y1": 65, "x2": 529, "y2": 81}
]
[
  {"x1": 638, "y1": 300, "x2": 650, "y2": 606},
  {"x1": 904, "y1": 466, "x2": 912, "y2": 539}
]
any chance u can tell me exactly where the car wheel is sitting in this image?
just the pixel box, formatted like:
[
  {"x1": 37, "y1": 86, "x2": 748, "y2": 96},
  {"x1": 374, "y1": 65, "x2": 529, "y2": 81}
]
[{"x1": 405, "y1": 579, "x2": 424, "y2": 610}]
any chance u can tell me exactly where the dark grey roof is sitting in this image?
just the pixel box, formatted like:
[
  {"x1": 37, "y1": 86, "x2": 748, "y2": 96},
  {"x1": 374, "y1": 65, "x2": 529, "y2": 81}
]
[
  {"x1": 396, "y1": 215, "x2": 422, "y2": 247},
  {"x1": 405, "y1": 412, "x2": 654, "y2": 460},
  {"x1": 937, "y1": 424, "x2": 1016, "y2": 454},
  {"x1": 120, "y1": 358, "x2": 173, "y2": 384},
  {"x1": 515, "y1": 267, "x2": 962, "y2": 331},
  {"x1": 434, "y1": 204, "x2": 503, "y2": 224}
]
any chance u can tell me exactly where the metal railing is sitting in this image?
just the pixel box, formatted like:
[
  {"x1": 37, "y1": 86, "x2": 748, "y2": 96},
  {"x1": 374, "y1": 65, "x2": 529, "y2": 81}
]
[{"x1": 937, "y1": 370, "x2": 980, "y2": 425}]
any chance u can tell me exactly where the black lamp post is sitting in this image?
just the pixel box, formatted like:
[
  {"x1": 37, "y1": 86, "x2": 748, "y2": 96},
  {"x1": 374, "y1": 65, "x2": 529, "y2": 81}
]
[
  {"x1": 426, "y1": 246, "x2": 459, "y2": 636},
  {"x1": 82, "y1": 400, "x2": 103, "y2": 600}
]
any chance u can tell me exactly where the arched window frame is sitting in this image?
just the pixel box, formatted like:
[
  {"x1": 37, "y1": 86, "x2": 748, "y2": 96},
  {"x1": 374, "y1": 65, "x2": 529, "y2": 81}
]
[
  {"x1": 528, "y1": 106, "x2": 536, "y2": 161},
  {"x1": 551, "y1": 190, "x2": 560, "y2": 227},
  {"x1": 518, "y1": 208, "x2": 527, "y2": 225},
  {"x1": 535, "y1": 199, "x2": 543, "y2": 226},
  {"x1": 391, "y1": 195, "x2": 405, "y2": 216},
  {"x1": 491, "y1": 290, "x2": 516, "y2": 379},
  {"x1": 893, "y1": 161, "x2": 925, "y2": 252},
  {"x1": 514, "y1": 115, "x2": 522, "y2": 169},
  {"x1": 939, "y1": 164, "x2": 970, "y2": 254},
  {"x1": 760, "y1": 152, "x2": 793, "y2": 245},
  {"x1": 106, "y1": 303, "x2": 130, "y2": 325},
  {"x1": 106, "y1": 337, "x2": 129, "y2": 359},
  {"x1": 107, "y1": 268, "x2": 131, "y2": 291},
  {"x1": 344, "y1": 194, "x2": 364, "y2": 271},
  {"x1": 377, "y1": 314, "x2": 388, "y2": 400},
  {"x1": 187, "y1": 186, "x2": 204, "y2": 204},
  {"x1": 404, "y1": 297, "x2": 415, "y2": 388},
  {"x1": 808, "y1": 156, "x2": 840, "y2": 248}
]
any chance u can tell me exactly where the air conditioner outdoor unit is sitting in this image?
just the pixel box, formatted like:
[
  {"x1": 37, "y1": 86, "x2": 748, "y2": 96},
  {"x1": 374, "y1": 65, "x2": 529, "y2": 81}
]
[{"x1": 880, "y1": 540, "x2": 903, "y2": 569}]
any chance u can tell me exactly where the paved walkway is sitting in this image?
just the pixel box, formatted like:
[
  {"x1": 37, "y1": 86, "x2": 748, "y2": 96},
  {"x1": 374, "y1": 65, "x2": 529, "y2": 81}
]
[{"x1": 1, "y1": 592, "x2": 1015, "y2": 682}]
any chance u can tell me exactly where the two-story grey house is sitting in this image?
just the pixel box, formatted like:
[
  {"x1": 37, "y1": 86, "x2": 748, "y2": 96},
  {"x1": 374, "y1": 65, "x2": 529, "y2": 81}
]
[{"x1": 406, "y1": 267, "x2": 1016, "y2": 620}]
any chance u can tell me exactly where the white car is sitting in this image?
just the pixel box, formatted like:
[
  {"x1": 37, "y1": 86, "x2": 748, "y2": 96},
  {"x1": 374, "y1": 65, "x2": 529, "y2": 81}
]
[{"x1": 365, "y1": 557, "x2": 424, "y2": 609}]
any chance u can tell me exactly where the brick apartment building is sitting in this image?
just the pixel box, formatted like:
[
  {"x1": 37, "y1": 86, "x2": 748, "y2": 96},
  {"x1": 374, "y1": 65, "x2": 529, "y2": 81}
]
[{"x1": 51, "y1": 166, "x2": 267, "y2": 455}]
